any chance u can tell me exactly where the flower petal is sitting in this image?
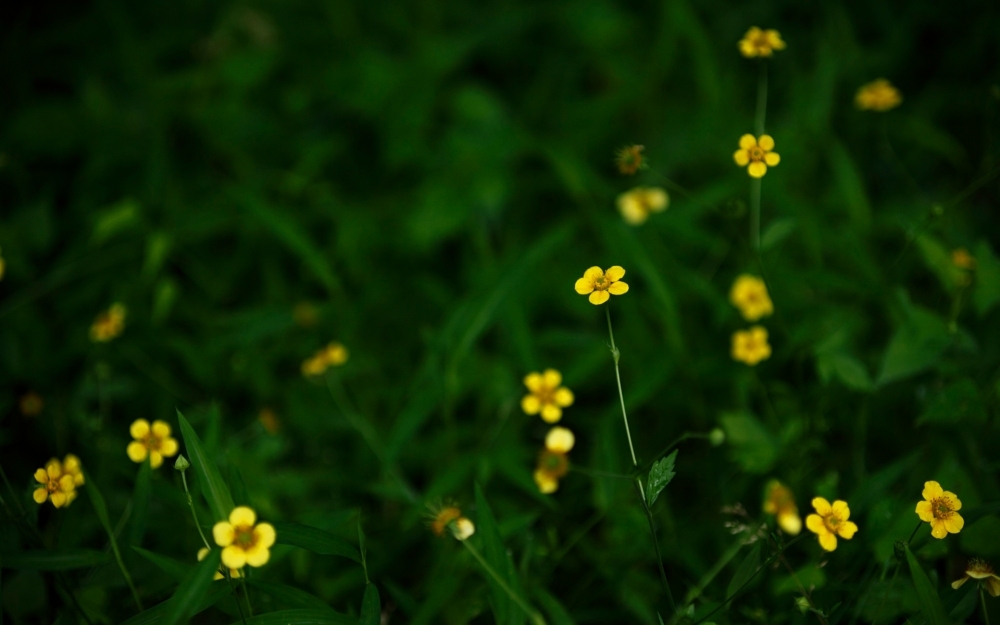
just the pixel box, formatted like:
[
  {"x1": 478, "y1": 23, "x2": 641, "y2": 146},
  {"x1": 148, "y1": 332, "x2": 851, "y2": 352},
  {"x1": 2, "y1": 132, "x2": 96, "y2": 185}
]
[
  {"x1": 805, "y1": 514, "x2": 825, "y2": 534},
  {"x1": 152, "y1": 421, "x2": 171, "y2": 438},
  {"x1": 197, "y1": 547, "x2": 210, "y2": 561},
  {"x1": 545, "y1": 427, "x2": 575, "y2": 453},
  {"x1": 778, "y1": 512, "x2": 802, "y2": 536},
  {"x1": 222, "y1": 545, "x2": 247, "y2": 569},
  {"x1": 812, "y1": 497, "x2": 832, "y2": 515},
  {"x1": 838, "y1": 521, "x2": 858, "y2": 539},
  {"x1": 944, "y1": 513, "x2": 964, "y2": 534},
  {"x1": 764, "y1": 152, "x2": 781, "y2": 166},
  {"x1": 160, "y1": 437, "x2": 179, "y2": 457},
  {"x1": 748, "y1": 162, "x2": 767, "y2": 178},
  {"x1": 254, "y1": 523, "x2": 277, "y2": 548},
  {"x1": 130, "y1": 419, "x2": 150, "y2": 440},
  {"x1": 59, "y1": 475, "x2": 75, "y2": 491},
  {"x1": 553, "y1": 388, "x2": 574, "y2": 407},
  {"x1": 986, "y1": 577, "x2": 1000, "y2": 598},
  {"x1": 213, "y1": 522, "x2": 235, "y2": 547},
  {"x1": 33, "y1": 488, "x2": 49, "y2": 504},
  {"x1": 574, "y1": 277, "x2": 595, "y2": 295},
  {"x1": 534, "y1": 469, "x2": 559, "y2": 494},
  {"x1": 523, "y1": 373, "x2": 544, "y2": 392},
  {"x1": 605, "y1": 266, "x2": 626, "y2": 281},
  {"x1": 127, "y1": 441, "x2": 148, "y2": 463},
  {"x1": 831, "y1": 500, "x2": 850, "y2": 521},
  {"x1": 943, "y1": 492, "x2": 961, "y2": 511},
  {"x1": 758, "y1": 135, "x2": 775, "y2": 151},
  {"x1": 608, "y1": 281, "x2": 629, "y2": 295},
  {"x1": 734, "y1": 150, "x2": 750, "y2": 166},
  {"x1": 583, "y1": 266, "x2": 604, "y2": 281},
  {"x1": 542, "y1": 369, "x2": 562, "y2": 389},
  {"x1": 930, "y1": 520, "x2": 948, "y2": 539},
  {"x1": 149, "y1": 451, "x2": 163, "y2": 469},
  {"x1": 34, "y1": 468, "x2": 49, "y2": 484},
  {"x1": 46, "y1": 461, "x2": 62, "y2": 480},
  {"x1": 739, "y1": 134, "x2": 757, "y2": 150},
  {"x1": 818, "y1": 532, "x2": 838, "y2": 552},
  {"x1": 245, "y1": 545, "x2": 270, "y2": 567},
  {"x1": 51, "y1": 492, "x2": 67, "y2": 508},
  {"x1": 589, "y1": 290, "x2": 610, "y2": 305},
  {"x1": 229, "y1": 506, "x2": 257, "y2": 527},
  {"x1": 922, "y1": 481, "x2": 943, "y2": 500},
  {"x1": 951, "y1": 576, "x2": 969, "y2": 590},
  {"x1": 915, "y1": 500, "x2": 934, "y2": 522},
  {"x1": 540, "y1": 404, "x2": 562, "y2": 424},
  {"x1": 521, "y1": 395, "x2": 541, "y2": 415}
]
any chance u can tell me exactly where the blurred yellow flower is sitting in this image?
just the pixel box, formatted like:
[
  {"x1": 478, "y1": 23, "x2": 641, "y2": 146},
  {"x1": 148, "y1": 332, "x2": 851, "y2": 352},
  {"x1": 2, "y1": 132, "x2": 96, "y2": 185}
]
[
  {"x1": 738, "y1": 27, "x2": 785, "y2": 58},
  {"x1": 915, "y1": 480, "x2": 964, "y2": 539},
  {"x1": 763, "y1": 480, "x2": 801, "y2": 535},
  {"x1": 213, "y1": 506, "x2": 276, "y2": 569},
  {"x1": 19, "y1": 391, "x2": 44, "y2": 416},
  {"x1": 575, "y1": 266, "x2": 629, "y2": 305},
  {"x1": 301, "y1": 342, "x2": 349, "y2": 377},
  {"x1": 430, "y1": 505, "x2": 462, "y2": 536},
  {"x1": 855, "y1": 79, "x2": 901, "y2": 112},
  {"x1": 126, "y1": 419, "x2": 179, "y2": 469},
  {"x1": 731, "y1": 326, "x2": 771, "y2": 365},
  {"x1": 258, "y1": 407, "x2": 280, "y2": 434},
  {"x1": 32, "y1": 459, "x2": 78, "y2": 508},
  {"x1": 521, "y1": 369, "x2": 574, "y2": 423},
  {"x1": 198, "y1": 547, "x2": 242, "y2": 580},
  {"x1": 90, "y1": 303, "x2": 126, "y2": 342},
  {"x1": 534, "y1": 447, "x2": 571, "y2": 495},
  {"x1": 730, "y1": 275, "x2": 773, "y2": 321},
  {"x1": 952, "y1": 558, "x2": 1000, "y2": 597},
  {"x1": 451, "y1": 517, "x2": 475, "y2": 541},
  {"x1": 534, "y1": 468, "x2": 559, "y2": 494},
  {"x1": 615, "y1": 144, "x2": 645, "y2": 175},
  {"x1": 734, "y1": 134, "x2": 780, "y2": 178},
  {"x1": 545, "y1": 427, "x2": 575, "y2": 453},
  {"x1": 806, "y1": 497, "x2": 858, "y2": 552},
  {"x1": 952, "y1": 248, "x2": 976, "y2": 270},
  {"x1": 63, "y1": 454, "x2": 85, "y2": 488},
  {"x1": 617, "y1": 187, "x2": 669, "y2": 225}
]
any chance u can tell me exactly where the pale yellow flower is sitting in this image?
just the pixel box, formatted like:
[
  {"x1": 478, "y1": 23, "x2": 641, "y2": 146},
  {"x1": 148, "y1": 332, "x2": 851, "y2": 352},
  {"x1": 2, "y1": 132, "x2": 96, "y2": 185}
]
[
  {"x1": 533, "y1": 469, "x2": 559, "y2": 494},
  {"x1": 545, "y1": 427, "x2": 575, "y2": 454},
  {"x1": 731, "y1": 326, "x2": 771, "y2": 366},
  {"x1": 738, "y1": 27, "x2": 786, "y2": 58},
  {"x1": 126, "y1": 419, "x2": 179, "y2": 469},
  {"x1": 915, "y1": 480, "x2": 963, "y2": 539},
  {"x1": 617, "y1": 187, "x2": 669, "y2": 225},
  {"x1": 763, "y1": 480, "x2": 801, "y2": 535},
  {"x1": 451, "y1": 518, "x2": 475, "y2": 541},
  {"x1": 806, "y1": 497, "x2": 858, "y2": 552},
  {"x1": 952, "y1": 558, "x2": 1000, "y2": 597},
  {"x1": 212, "y1": 506, "x2": 276, "y2": 569},
  {"x1": 855, "y1": 79, "x2": 902, "y2": 112},
  {"x1": 729, "y1": 275, "x2": 773, "y2": 321},
  {"x1": 521, "y1": 369, "x2": 574, "y2": 423},
  {"x1": 734, "y1": 134, "x2": 780, "y2": 178},
  {"x1": 574, "y1": 266, "x2": 629, "y2": 305}
]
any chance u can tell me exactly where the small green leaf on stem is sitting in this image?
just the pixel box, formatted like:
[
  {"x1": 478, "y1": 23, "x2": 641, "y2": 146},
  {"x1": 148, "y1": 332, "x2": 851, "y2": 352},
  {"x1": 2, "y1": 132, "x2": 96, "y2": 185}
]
[{"x1": 647, "y1": 450, "x2": 678, "y2": 507}]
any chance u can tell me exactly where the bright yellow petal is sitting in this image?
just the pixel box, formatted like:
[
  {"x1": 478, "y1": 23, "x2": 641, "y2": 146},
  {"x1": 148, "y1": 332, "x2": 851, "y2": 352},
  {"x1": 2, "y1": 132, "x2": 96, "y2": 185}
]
[
  {"x1": 605, "y1": 266, "x2": 625, "y2": 281},
  {"x1": 574, "y1": 277, "x2": 595, "y2": 294},
  {"x1": 34, "y1": 468, "x2": 49, "y2": 484},
  {"x1": 943, "y1": 492, "x2": 961, "y2": 510},
  {"x1": 758, "y1": 135, "x2": 775, "y2": 151},
  {"x1": 831, "y1": 500, "x2": 850, "y2": 521},
  {"x1": 46, "y1": 461, "x2": 62, "y2": 480},
  {"x1": 151, "y1": 421, "x2": 171, "y2": 438},
  {"x1": 734, "y1": 150, "x2": 750, "y2": 166},
  {"x1": 739, "y1": 134, "x2": 757, "y2": 150},
  {"x1": 545, "y1": 427, "x2": 575, "y2": 453},
  {"x1": 127, "y1": 442, "x2": 148, "y2": 463},
  {"x1": 778, "y1": 512, "x2": 802, "y2": 535},
  {"x1": 160, "y1": 437, "x2": 179, "y2": 457},
  {"x1": 812, "y1": 498, "x2": 832, "y2": 515},
  {"x1": 521, "y1": 395, "x2": 541, "y2": 415},
  {"x1": 245, "y1": 545, "x2": 270, "y2": 567},
  {"x1": 50, "y1": 492, "x2": 67, "y2": 508},
  {"x1": 59, "y1": 475, "x2": 75, "y2": 491},
  {"x1": 930, "y1": 520, "x2": 948, "y2": 539},
  {"x1": 986, "y1": 577, "x2": 1000, "y2": 597},
  {"x1": 951, "y1": 576, "x2": 969, "y2": 590},
  {"x1": 533, "y1": 469, "x2": 559, "y2": 494},
  {"x1": 764, "y1": 152, "x2": 780, "y2": 166},
  {"x1": 944, "y1": 513, "x2": 964, "y2": 534},
  {"x1": 213, "y1": 571, "x2": 224, "y2": 581},
  {"x1": 254, "y1": 523, "x2": 276, "y2": 548},
  {"x1": 922, "y1": 481, "x2": 943, "y2": 500},
  {"x1": 33, "y1": 488, "x2": 49, "y2": 504},
  {"x1": 222, "y1": 545, "x2": 247, "y2": 569},
  {"x1": 805, "y1": 514, "x2": 825, "y2": 534},
  {"x1": 229, "y1": 506, "x2": 257, "y2": 527},
  {"x1": 608, "y1": 281, "x2": 629, "y2": 295},
  {"x1": 553, "y1": 387, "x2": 574, "y2": 407},
  {"x1": 130, "y1": 419, "x2": 150, "y2": 440},
  {"x1": 915, "y1": 500, "x2": 934, "y2": 522},
  {"x1": 583, "y1": 266, "x2": 604, "y2": 281},
  {"x1": 589, "y1": 290, "x2": 610, "y2": 305},
  {"x1": 540, "y1": 404, "x2": 562, "y2": 423},
  {"x1": 149, "y1": 451, "x2": 163, "y2": 469},
  {"x1": 524, "y1": 372, "x2": 544, "y2": 392},
  {"x1": 542, "y1": 369, "x2": 562, "y2": 388},
  {"x1": 818, "y1": 532, "x2": 838, "y2": 552},
  {"x1": 748, "y1": 162, "x2": 767, "y2": 178},
  {"x1": 197, "y1": 547, "x2": 210, "y2": 561},
  {"x1": 838, "y1": 521, "x2": 858, "y2": 539},
  {"x1": 213, "y1": 522, "x2": 235, "y2": 547}
]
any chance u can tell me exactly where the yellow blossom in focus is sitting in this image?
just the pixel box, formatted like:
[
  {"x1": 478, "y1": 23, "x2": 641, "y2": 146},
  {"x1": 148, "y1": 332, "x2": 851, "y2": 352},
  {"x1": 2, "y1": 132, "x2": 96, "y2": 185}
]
[
  {"x1": 617, "y1": 187, "x2": 669, "y2": 225},
  {"x1": 729, "y1": 275, "x2": 773, "y2": 321},
  {"x1": 521, "y1": 369, "x2": 574, "y2": 423},
  {"x1": 806, "y1": 497, "x2": 858, "y2": 552},
  {"x1": 855, "y1": 79, "x2": 902, "y2": 112},
  {"x1": 734, "y1": 134, "x2": 780, "y2": 178},
  {"x1": 952, "y1": 558, "x2": 1000, "y2": 597},
  {"x1": 213, "y1": 506, "x2": 276, "y2": 569},
  {"x1": 731, "y1": 326, "x2": 771, "y2": 366},
  {"x1": 545, "y1": 427, "x2": 575, "y2": 454},
  {"x1": 126, "y1": 419, "x2": 179, "y2": 469},
  {"x1": 615, "y1": 144, "x2": 646, "y2": 175},
  {"x1": 574, "y1": 266, "x2": 629, "y2": 305},
  {"x1": 258, "y1": 408, "x2": 280, "y2": 434},
  {"x1": 915, "y1": 480, "x2": 964, "y2": 539},
  {"x1": 301, "y1": 342, "x2": 349, "y2": 377},
  {"x1": 451, "y1": 517, "x2": 475, "y2": 541},
  {"x1": 952, "y1": 248, "x2": 976, "y2": 270},
  {"x1": 738, "y1": 27, "x2": 785, "y2": 58},
  {"x1": 90, "y1": 303, "x2": 126, "y2": 342},
  {"x1": 763, "y1": 480, "x2": 801, "y2": 535},
  {"x1": 32, "y1": 459, "x2": 78, "y2": 508},
  {"x1": 198, "y1": 547, "x2": 242, "y2": 580},
  {"x1": 20, "y1": 391, "x2": 44, "y2": 416}
]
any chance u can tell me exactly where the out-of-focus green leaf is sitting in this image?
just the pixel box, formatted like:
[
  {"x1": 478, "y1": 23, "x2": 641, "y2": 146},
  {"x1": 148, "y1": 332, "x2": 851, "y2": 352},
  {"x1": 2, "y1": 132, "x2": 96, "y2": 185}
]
[
  {"x1": 904, "y1": 544, "x2": 949, "y2": 625},
  {"x1": 974, "y1": 240, "x2": 1000, "y2": 316},
  {"x1": 0, "y1": 549, "x2": 109, "y2": 570},
  {"x1": 828, "y1": 139, "x2": 872, "y2": 232},
  {"x1": 917, "y1": 379, "x2": 986, "y2": 425},
  {"x1": 816, "y1": 351, "x2": 873, "y2": 392},
  {"x1": 533, "y1": 586, "x2": 575, "y2": 625},
  {"x1": 959, "y1": 516, "x2": 1000, "y2": 556},
  {"x1": 163, "y1": 547, "x2": 221, "y2": 625},
  {"x1": 719, "y1": 412, "x2": 777, "y2": 473},
  {"x1": 916, "y1": 234, "x2": 965, "y2": 292},
  {"x1": 877, "y1": 307, "x2": 952, "y2": 386},
  {"x1": 129, "y1": 459, "x2": 152, "y2": 546},
  {"x1": 91, "y1": 198, "x2": 140, "y2": 245},
  {"x1": 359, "y1": 583, "x2": 380, "y2": 625},
  {"x1": 177, "y1": 409, "x2": 235, "y2": 524},
  {"x1": 773, "y1": 564, "x2": 826, "y2": 595},
  {"x1": 726, "y1": 542, "x2": 762, "y2": 603},
  {"x1": 248, "y1": 580, "x2": 335, "y2": 611},
  {"x1": 229, "y1": 463, "x2": 251, "y2": 506},
  {"x1": 647, "y1": 450, "x2": 678, "y2": 507},
  {"x1": 227, "y1": 609, "x2": 355, "y2": 624},
  {"x1": 760, "y1": 218, "x2": 797, "y2": 251},
  {"x1": 272, "y1": 521, "x2": 361, "y2": 562},
  {"x1": 120, "y1": 582, "x2": 229, "y2": 625},
  {"x1": 475, "y1": 484, "x2": 527, "y2": 625},
  {"x1": 132, "y1": 547, "x2": 192, "y2": 580}
]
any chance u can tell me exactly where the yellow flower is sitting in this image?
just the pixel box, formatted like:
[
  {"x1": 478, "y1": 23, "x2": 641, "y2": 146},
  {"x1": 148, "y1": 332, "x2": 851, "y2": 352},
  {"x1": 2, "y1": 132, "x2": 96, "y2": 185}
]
[
  {"x1": 763, "y1": 480, "x2": 801, "y2": 535},
  {"x1": 301, "y1": 342, "x2": 349, "y2": 377},
  {"x1": 258, "y1": 408, "x2": 280, "y2": 435},
  {"x1": 915, "y1": 480, "x2": 964, "y2": 539},
  {"x1": 731, "y1": 326, "x2": 771, "y2": 366},
  {"x1": 429, "y1": 504, "x2": 473, "y2": 540},
  {"x1": 734, "y1": 134, "x2": 780, "y2": 178},
  {"x1": 126, "y1": 419, "x2": 180, "y2": 469},
  {"x1": 952, "y1": 558, "x2": 1000, "y2": 597},
  {"x1": 574, "y1": 266, "x2": 629, "y2": 305},
  {"x1": 521, "y1": 369, "x2": 574, "y2": 423},
  {"x1": 212, "y1": 506, "x2": 276, "y2": 569},
  {"x1": 19, "y1": 391, "x2": 44, "y2": 416},
  {"x1": 535, "y1": 427, "x2": 575, "y2": 494},
  {"x1": 738, "y1": 27, "x2": 786, "y2": 58},
  {"x1": 545, "y1": 427, "x2": 575, "y2": 454},
  {"x1": 198, "y1": 547, "x2": 242, "y2": 580},
  {"x1": 90, "y1": 303, "x2": 127, "y2": 342},
  {"x1": 729, "y1": 275, "x2": 773, "y2": 321},
  {"x1": 451, "y1": 518, "x2": 475, "y2": 541},
  {"x1": 855, "y1": 79, "x2": 902, "y2": 112},
  {"x1": 32, "y1": 459, "x2": 78, "y2": 508},
  {"x1": 952, "y1": 248, "x2": 976, "y2": 270},
  {"x1": 533, "y1": 469, "x2": 559, "y2": 494},
  {"x1": 62, "y1": 454, "x2": 85, "y2": 488},
  {"x1": 806, "y1": 497, "x2": 858, "y2": 552},
  {"x1": 617, "y1": 187, "x2": 669, "y2": 225},
  {"x1": 615, "y1": 144, "x2": 646, "y2": 175}
]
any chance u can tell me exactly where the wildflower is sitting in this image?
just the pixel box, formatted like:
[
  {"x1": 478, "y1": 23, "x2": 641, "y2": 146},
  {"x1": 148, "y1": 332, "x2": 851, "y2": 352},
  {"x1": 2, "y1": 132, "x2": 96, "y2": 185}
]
[
  {"x1": 521, "y1": 369, "x2": 574, "y2": 423},
  {"x1": 198, "y1": 547, "x2": 242, "y2": 580},
  {"x1": 212, "y1": 506, "x2": 276, "y2": 569},
  {"x1": 301, "y1": 342, "x2": 349, "y2": 377},
  {"x1": 855, "y1": 79, "x2": 902, "y2": 112},
  {"x1": 730, "y1": 275, "x2": 773, "y2": 321},
  {"x1": 258, "y1": 408, "x2": 280, "y2": 435},
  {"x1": 806, "y1": 497, "x2": 858, "y2": 552},
  {"x1": 90, "y1": 303, "x2": 126, "y2": 342},
  {"x1": 545, "y1": 427, "x2": 575, "y2": 454},
  {"x1": 915, "y1": 480, "x2": 964, "y2": 539},
  {"x1": 62, "y1": 454, "x2": 85, "y2": 488},
  {"x1": 293, "y1": 301, "x2": 319, "y2": 327},
  {"x1": 952, "y1": 248, "x2": 976, "y2": 270},
  {"x1": 533, "y1": 469, "x2": 559, "y2": 494},
  {"x1": 734, "y1": 134, "x2": 780, "y2": 178},
  {"x1": 451, "y1": 518, "x2": 475, "y2": 541},
  {"x1": 951, "y1": 558, "x2": 1000, "y2": 597},
  {"x1": 738, "y1": 27, "x2": 786, "y2": 58},
  {"x1": 430, "y1": 506, "x2": 463, "y2": 537},
  {"x1": 534, "y1": 427, "x2": 574, "y2": 494},
  {"x1": 126, "y1": 419, "x2": 180, "y2": 469},
  {"x1": 615, "y1": 145, "x2": 646, "y2": 175},
  {"x1": 763, "y1": 480, "x2": 801, "y2": 535},
  {"x1": 20, "y1": 391, "x2": 44, "y2": 416},
  {"x1": 32, "y1": 459, "x2": 78, "y2": 508},
  {"x1": 574, "y1": 266, "x2": 629, "y2": 305},
  {"x1": 731, "y1": 326, "x2": 771, "y2": 366},
  {"x1": 617, "y1": 187, "x2": 669, "y2": 225}
]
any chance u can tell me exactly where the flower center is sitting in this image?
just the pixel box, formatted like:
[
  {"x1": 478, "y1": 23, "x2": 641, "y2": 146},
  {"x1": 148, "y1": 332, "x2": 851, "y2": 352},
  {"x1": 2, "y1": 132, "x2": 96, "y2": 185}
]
[
  {"x1": 142, "y1": 434, "x2": 163, "y2": 451},
  {"x1": 47, "y1": 479, "x2": 61, "y2": 493},
  {"x1": 539, "y1": 451, "x2": 569, "y2": 478},
  {"x1": 234, "y1": 525, "x2": 257, "y2": 549},
  {"x1": 823, "y1": 513, "x2": 843, "y2": 533},
  {"x1": 593, "y1": 275, "x2": 610, "y2": 291},
  {"x1": 749, "y1": 147, "x2": 765, "y2": 161},
  {"x1": 931, "y1": 497, "x2": 953, "y2": 519}
]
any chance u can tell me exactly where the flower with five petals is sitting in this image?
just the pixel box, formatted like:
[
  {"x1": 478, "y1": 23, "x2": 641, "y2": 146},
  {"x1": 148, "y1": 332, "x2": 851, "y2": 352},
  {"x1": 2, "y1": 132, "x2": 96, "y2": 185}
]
[
  {"x1": 126, "y1": 419, "x2": 179, "y2": 469},
  {"x1": 521, "y1": 369, "x2": 574, "y2": 423},
  {"x1": 213, "y1": 506, "x2": 276, "y2": 569},
  {"x1": 575, "y1": 266, "x2": 629, "y2": 305},
  {"x1": 915, "y1": 480, "x2": 964, "y2": 539},
  {"x1": 734, "y1": 135, "x2": 780, "y2": 178},
  {"x1": 806, "y1": 497, "x2": 858, "y2": 552}
]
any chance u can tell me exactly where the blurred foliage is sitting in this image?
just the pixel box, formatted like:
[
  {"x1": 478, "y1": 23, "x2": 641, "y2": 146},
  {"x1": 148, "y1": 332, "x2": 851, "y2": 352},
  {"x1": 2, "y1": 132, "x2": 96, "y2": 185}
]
[{"x1": 2, "y1": 0, "x2": 1000, "y2": 623}]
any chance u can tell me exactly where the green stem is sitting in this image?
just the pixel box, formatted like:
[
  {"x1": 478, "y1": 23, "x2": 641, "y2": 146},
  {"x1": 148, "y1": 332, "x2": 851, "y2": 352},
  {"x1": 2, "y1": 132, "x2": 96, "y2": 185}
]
[
  {"x1": 750, "y1": 177, "x2": 762, "y2": 252},
  {"x1": 462, "y1": 540, "x2": 546, "y2": 625},
  {"x1": 181, "y1": 470, "x2": 211, "y2": 550},
  {"x1": 225, "y1": 569, "x2": 248, "y2": 625},
  {"x1": 872, "y1": 521, "x2": 924, "y2": 625},
  {"x1": 636, "y1": 480, "x2": 676, "y2": 613},
  {"x1": 605, "y1": 305, "x2": 638, "y2": 467},
  {"x1": 240, "y1": 575, "x2": 253, "y2": 617},
  {"x1": 983, "y1": 586, "x2": 991, "y2": 625},
  {"x1": 107, "y1": 517, "x2": 143, "y2": 611},
  {"x1": 755, "y1": 61, "x2": 768, "y2": 136}
]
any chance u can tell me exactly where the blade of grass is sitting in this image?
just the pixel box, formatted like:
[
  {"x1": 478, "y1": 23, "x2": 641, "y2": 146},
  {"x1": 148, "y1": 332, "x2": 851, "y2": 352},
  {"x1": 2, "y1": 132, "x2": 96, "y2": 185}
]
[{"x1": 84, "y1": 472, "x2": 143, "y2": 611}]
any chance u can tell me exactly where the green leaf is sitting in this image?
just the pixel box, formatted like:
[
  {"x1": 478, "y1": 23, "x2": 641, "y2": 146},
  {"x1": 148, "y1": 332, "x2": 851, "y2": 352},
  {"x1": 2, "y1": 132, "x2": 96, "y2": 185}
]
[
  {"x1": 0, "y1": 549, "x2": 109, "y2": 570},
  {"x1": 916, "y1": 234, "x2": 965, "y2": 293},
  {"x1": 828, "y1": 139, "x2": 872, "y2": 232},
  {"x1": 917, "y1": 379, "x2": 986, "y2": 425},
  {"x1": 163, "y1": 547, "x2": 222, "y2": 625},
  {"x1": 272, "y1": 521, "x2": 361, "y2": 562},
  {"x1": 974, "y1": 240, "x2": 1000, "y2": 315},
  {"x1": 132, "y1": 546, "x2": 192, "y2": 580},
  {"x1": 719, "y1": 412, "x2": 778, "y2": 473},
  {"x1": 725, "y1": 541, "x2": 762, "y2": 603},
  {"x1": 533, "y1": 586, "x2": 576, "y2": 625},
  {"x1": 358, "y1": 513, "x2": 369, "y2": 583},
  {"x1": 359, "y1": 583, "x2": 380, "y2": 625},
  {"x1": 247, "y1": 580, "x2": 335, "y2": 611},
  {"x1": 84, "y1": 472, "x2": 141, "y2": 608},
  {"x1": 129, "y1": 459, "x2": 153, "y2": 546},
  {"x1": 959, "y1": 516, "x2": 1000, "y2": 556},
  {"x1": 646, "y1": 450, "x2": 678, "y2": 507},
  {"x1": 227, "y1": 609, "x2": 355, "y2": 625},
  {"x1": 120, "y1": 582, "x2": 229, "y2": 625},
  {"x1": 772, "y1": 564, "x2": 826, "y2": 595},
  {"x1": 475, "y1": 483, "x2": 526, "y2": 625},
  {"x1": 877, "y1": 306, "x2": 952, "y2": 386},
  {"x1": 177, "y1": 409, "x2": 235, "y2": 523},
  {"x1": 229, "y1": 463, "x2": 251, "y2": 507},
  {"x1": 816, "y1": 351, "x2": 873, "y2": 392},
  {"x1": 760, "y1": 218, "x2": 797, "y2": 251},
  {"x1": 904, "y1": 544, "x2": 949, "y2": 625}
]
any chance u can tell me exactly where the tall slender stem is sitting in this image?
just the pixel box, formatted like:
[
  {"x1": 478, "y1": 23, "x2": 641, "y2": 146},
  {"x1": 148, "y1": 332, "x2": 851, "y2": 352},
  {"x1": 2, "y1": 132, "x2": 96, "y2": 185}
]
[
  {"x1": 240, "y1": 575, "x2": 253, "y2": 617},
  {"x1": 750, "y1": 177, "x2": 762, "y2": 252},
  {"x1": 872, "y1": 520, "x2": 924, "y2": 625},
  {"x1": 462, "y1": 540, "x2": 546, "y2": 625},
  {"x1": 605, "y1": 305, "x2": 637, "y2": 467},
  {"x1": 755, "y1": 61, "x2": 768, "y2": 136},
  {"x1": 982, "y1": 586, "x2": 991, "y2": 625},
  {"x1": 751, "y1": 61, "x2": 768, "y2": 251},
  {"x1": 180, "y1": 471, "x2": 211, "y2": 550}
]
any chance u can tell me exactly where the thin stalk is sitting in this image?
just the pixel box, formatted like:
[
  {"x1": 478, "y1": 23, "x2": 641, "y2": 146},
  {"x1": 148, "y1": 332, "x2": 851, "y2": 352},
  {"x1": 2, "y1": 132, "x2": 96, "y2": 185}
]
[
  {"x1": 462, "y1": 540, "x2": 546, "y2": 625},
  {"x1": 105, "y1": 515, "x2": 142, "y2": 611},
  {"x1": 240, "y1": 575, "x2": 253, "y2": 617},
  {"x1": 764, "y1": 532, "x2": 826, "y2": 625},
  {"x1": 604, "y1": 305, "x2": 638, "y2": 467},
  {"x1": 872, "y1": 520, "x2": 924, "y2": 625},
  {"x1": 224, "y1": 569, "x2": 248, "y2": 625},
  {"x1": 180, "y1": 470, "x2": 211, "y2": 550},
  {"x1": 750, "y1": 61, "x2": 768, "y2": 252},
  {"x1": 982, "y1": 586, "x2": 991, "y2": 625},
  {"x1": 755, "y1": 61, "x2": 768, "y2": 136},
  {"x1": 636, "y1": 481, "x2": 676, "y2": 613},
  {"x1": 750, "y1": 177, "x2": 762, "y2": 252}
]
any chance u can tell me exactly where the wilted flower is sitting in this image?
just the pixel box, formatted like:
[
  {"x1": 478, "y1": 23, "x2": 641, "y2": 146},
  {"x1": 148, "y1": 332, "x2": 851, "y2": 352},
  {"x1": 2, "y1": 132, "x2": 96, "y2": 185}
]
[
  {"x1": 855, "y1": 79, "x2": 902, "y2": 112},
  {"x1": 734, "y1": 135, "x2": 780, "y2": 178},
  {"x1": 615, "y1": 145, "x2": 646, "y2": 175},
  {"x1": 915, "y1": 480, "x2": 964, "y2": 539},
  {"x1": 951, "y1": 558, "x2": 1000, "y2": 597},
  {"x1": 575, "y1": 266, "x2": 629, "y2": 305},
  {"x1": 90, "y1": 303, "x2": 126, "y2": 342},
  {"x1": 731, "y1": 326, "x2": 772, "y2": 366},
  {"x1": 521, "y1": 369, "x2": 574, "y2": 423},
  {"x1": 428, "y1": 503, "x2": 474, "y2": 541},
  {"x1": 729, "y1": 275, "x2": 773, "y2": 321},
  {"x1": 617, "y1": 187, "x2": 669, "y2": 225},
  {"x1": 126, "y1": 419, "x2": 180, "y2": 469},
  {"x1": 763, "y1": 480, "x2": 801, "y2": 535},
  {"x1": 738, "y1": 27, "x2": 786, "y2": 58},
  {"x1": 213, "y1": 506, "x2": 276, "y2": 569},
  {"x1": 806, "y1": 497, "x2": 858, "y2": 552}
]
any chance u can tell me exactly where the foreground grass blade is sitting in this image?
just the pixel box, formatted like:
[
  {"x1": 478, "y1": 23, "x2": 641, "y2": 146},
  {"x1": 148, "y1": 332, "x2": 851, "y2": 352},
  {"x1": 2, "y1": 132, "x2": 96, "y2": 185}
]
[
  {"x1": 904, "y1": 544, "x2": 949, "y2": 625},
  {"x1": 226, "y1": 608, "x2": 355, "y2": 624},
  {"x1": 247, "y1": 580, "x2": 335, "y2": 611},
  {"x1": 359, "y1": 583, "x2": 380, "y2": 625},
  {"x1": 177, "y1": 409, "x2": 235, "y2": 524},
  {"x1": 120, "y1": 582, "x2": 229, "y2": 625},
  {"x1": 0, "y1": 548, "x2": 109, "y2": 570},
  {"x1": 163, "y1": 547, "x2": 222, "y2": 625},
  {"x1": 726, "y1": 541, "x2": 762, "y2": 604},
  {"x1": 132, "y1": 546, "x2": 192, "y2": 580},
  {"x1": 128, "y1": 460, "x2": 152, "y2": 546},
  {"x1": 84, "y1": 473, "x2": 143, "y2": 611},
  {"x1": 271, "y1": 521, "x2": 361, "y2": 562}
]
